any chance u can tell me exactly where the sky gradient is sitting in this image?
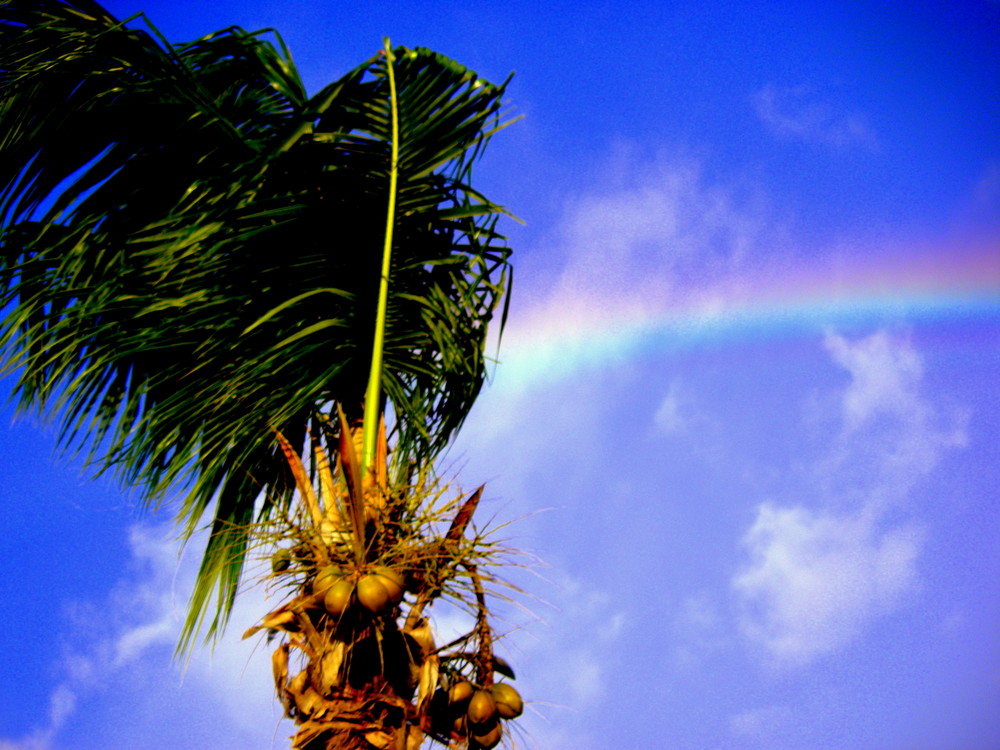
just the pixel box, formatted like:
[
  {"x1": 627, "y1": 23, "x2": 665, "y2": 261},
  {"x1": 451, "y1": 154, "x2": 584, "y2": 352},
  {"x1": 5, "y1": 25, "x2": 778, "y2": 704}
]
[{"x1": 2, "y1": 2, "x2": 999, "y2": 749}]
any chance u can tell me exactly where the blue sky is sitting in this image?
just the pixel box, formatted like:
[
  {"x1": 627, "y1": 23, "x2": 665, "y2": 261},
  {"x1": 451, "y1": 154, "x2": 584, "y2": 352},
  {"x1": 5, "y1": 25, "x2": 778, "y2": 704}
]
[{"x1": 2, "y1": 2, "x2": 999, "y2": 749}]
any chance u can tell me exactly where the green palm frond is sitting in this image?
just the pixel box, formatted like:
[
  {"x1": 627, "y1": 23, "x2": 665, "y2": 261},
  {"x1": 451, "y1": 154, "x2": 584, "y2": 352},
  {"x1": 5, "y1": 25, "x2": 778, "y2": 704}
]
[{"x1": 0, "y1": 0, "x2": 516, "y2": 653}]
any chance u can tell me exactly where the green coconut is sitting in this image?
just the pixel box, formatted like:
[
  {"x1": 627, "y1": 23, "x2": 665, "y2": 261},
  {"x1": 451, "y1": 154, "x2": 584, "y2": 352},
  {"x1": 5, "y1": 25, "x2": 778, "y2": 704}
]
[
  {"x1": 356, "y1": 573, "x2": 393, "y2": 614},
  {"x1": 313, "y1": 564, "x2": 343, "y2": 594},
  {"x1": 371, "y1": 565, "x2": 405, "y2": 604},
  {"x1": 323, "y1": 578, "x2": 354, "y2": 617},
  {"x1": 470, "y1": 720, "x2": 502, "y2": 749},
  {"x1": 490, "y1": 682, "x2": 523, "y2": 719},
  {"x1": 466, "y1": 689, "x2": 498, "y2": 726},
  {"x1": 448, "y1": 679, "x2": 474, "y2": 708},
  {"x1": 271, "y1": 548, "x2": 292, "y2": 573}
]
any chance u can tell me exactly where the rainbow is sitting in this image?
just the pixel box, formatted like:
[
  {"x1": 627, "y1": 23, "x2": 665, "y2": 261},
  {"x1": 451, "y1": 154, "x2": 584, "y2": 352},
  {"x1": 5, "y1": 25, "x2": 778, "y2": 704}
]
[{"x1": 492, "y1": 235, "x2": 1000, "y2": 390}]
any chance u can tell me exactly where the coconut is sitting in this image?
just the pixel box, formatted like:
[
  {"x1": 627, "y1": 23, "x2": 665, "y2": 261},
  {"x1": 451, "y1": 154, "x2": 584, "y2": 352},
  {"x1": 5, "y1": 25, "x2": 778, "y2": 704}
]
[
  {"x1": 469, "y1": 720, "x2": 502, "y2": 749},
  {"x1": 466, "y1": 689, "x2": 498, "y2": 726},
  {"x1": 356, "y1": 573, "x2": 393, "y2": 614},
  {"x1": 271, "y1": 548, "x2": 292, "y2": 573},
  {"x1": 371, "y1": 565, "x2": 405, "y2": 604},
  {"x1": 323, "y1": 578, "x2": 354, "y2": 617},
  {"x1": 312, "y1": 564, "x2": 343, "y2": 594},
  {"x1": 448, "y1": 680, "x2": 476, "y2": 711},
  {"x1": 490, "y1": 682, "x2": 523, "y2": 719},
  {"x1": 448, "y1": 679, "x2": 474, "y2": 708}
]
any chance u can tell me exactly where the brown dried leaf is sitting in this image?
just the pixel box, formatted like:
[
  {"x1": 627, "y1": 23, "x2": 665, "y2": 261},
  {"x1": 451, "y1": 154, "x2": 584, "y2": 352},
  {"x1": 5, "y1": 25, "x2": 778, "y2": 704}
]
[
  {"x1": 403, "y1": 617, "x2": 435, "y2": 658},
  {"x1": 263, "y1": 609, "x2": 296, "y2": 630},
  {"x1": 243, "y1": 605, "x2": 295, "y2": 640},
  {"x1": 364, "y1": 730, "x2": 395, "y2": 749},
  {"x1": 289, "y1": 668, "x2": 309, "y2": 696},
  {"x1": 295, "y1": 684, "x2": 325, "y2": 718},
  {"x1": 274, "y1": 430, "x2": 324, "y2": 529},
  {"x1": 405, "y1": 726, "x2": 425, "y2": 750},
  {"x1": 317, "y1": 641, "x2": 346, "y2": 694},
  {"x1": 287, "y1": 594, "x2": 326, "y2": 655},
  {"x1": 337, "y1": 404, "x2": 366, "y2": 559},
  {"x1": 272, "y1": 644, "x2": 292, "y2": 716},
  {"x1": 416, "y1": 654, "x2": 439, "y2": 716},
  {"x1": 311, "y1": 431, "x2": 342, "y2": 524},
  {"x1": 446, "y1": 485, "x2": 484, "y2": 543},
  {"x1": 285, "y1": 669, "x2": 309, "y2": 719},
  {"x1": 295, "y1": 720, "x2": 362, "y2": 747},
  {"x1": 272, "y1": 643, "x2": 289, "y2": 689}
]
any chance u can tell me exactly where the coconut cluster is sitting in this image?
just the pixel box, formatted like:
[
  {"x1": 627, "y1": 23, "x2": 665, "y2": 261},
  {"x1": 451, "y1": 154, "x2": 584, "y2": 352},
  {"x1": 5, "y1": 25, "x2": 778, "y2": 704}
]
[
  {"x1": 247, "y1": 420, "x2": 528, "y2": 750},
  {"x1": 429, "y1": 678, "x2": 523, "y2": 749},
  {"x1": 311, "y1": 563, "x2": 406, "y2": 618}
]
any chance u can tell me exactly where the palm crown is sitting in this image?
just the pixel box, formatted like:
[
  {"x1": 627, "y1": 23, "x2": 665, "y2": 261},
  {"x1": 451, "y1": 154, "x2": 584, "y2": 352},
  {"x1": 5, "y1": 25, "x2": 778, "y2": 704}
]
[{"x1": 0, "y1": 0, "x2": 516, "y2": 646}]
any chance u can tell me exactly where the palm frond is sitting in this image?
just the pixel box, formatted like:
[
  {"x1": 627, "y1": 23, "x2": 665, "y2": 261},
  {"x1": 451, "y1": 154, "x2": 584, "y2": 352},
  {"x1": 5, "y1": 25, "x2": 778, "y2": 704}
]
[{"x1": 0, "y1": 0, "x2": 515, "y2": 653}]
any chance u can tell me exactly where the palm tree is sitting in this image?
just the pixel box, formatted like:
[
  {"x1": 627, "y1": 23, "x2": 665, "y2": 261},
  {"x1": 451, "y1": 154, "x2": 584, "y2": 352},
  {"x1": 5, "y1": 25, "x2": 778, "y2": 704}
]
[{"x1": 1, "y1": 1, "x2": 525, "y2": 747}]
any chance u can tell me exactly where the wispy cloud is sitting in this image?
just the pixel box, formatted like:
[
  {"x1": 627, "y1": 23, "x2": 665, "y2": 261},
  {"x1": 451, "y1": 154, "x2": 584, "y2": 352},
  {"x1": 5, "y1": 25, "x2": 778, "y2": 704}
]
[
  {"x1": 530, "y1": 149, "x2": 771, "y2": 304},
  {"x1": 653, "y1": 377, "x2": 688, "y2": 435},
  {"x1": 671, "y1": 591, "x2": 733, "y2": 671},
  {"x1": 492, "y1": 148, "x2": 781, "y2": 392},
  {"x1": 0, "y1": 525, "x2": 282, "y2": 750},
  {"x1": 505, "y1": 572, "x2": 628, "y2": 750},
  {"x1": 0, "y1": 685, "x2": 74, "y2": 750},
  {"x1": 1, "y1": 525, "x2": 181, "y2": 750},
  {"x1": 824, "y1": 328, "x2": 924, "y2": 430},
  {"x1": 753, "y1": 84, "x2": 878, "y2": 150},
  {"x1": 732, "y1": 329, "x2": 966, "y2": 667},
  {"x1": 734, "y1": 502, "x2": 923, "y2": 666},
  {"x1": 820, "y1": 329, "x2": 968, "y2": 507},
  {"x1": 730, "y1": 703, "x2": 795, "y2": 741}
]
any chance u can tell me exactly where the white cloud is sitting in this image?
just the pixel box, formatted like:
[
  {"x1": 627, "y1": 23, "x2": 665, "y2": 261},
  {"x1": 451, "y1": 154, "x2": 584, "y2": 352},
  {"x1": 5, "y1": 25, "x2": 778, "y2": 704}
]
[
  {"x1": 732, "y1": 330, "x2": 965, "y2": 667},
  {"x1": 733, "y1": 503, "x2": 922, "y2": 666},
  {"x1": 821, "y1": 329, "x2": 968, "y2": 508},
  {"x1": 0, "y1": 524, "x2": 282, "y2": 750},
  {"x1": 526, "y1": 577, "x2": 626, "y2": 705},
  {"x1": 520, "y1": 149, "x2": 770, "y2": 317},
  {"x1": 672, "y1": 591, "x2": 733, "y2": 670},
  {"x1": 113, "y1": 619, "x2": 174, "y2": 665},
  {"x1": 653, "y1": 378, "x2": 687, "y2": 434},
  {"x1": 484, "y1": 148, "x2": 782, "y2": 400},
  {"x1": 753, "y1": 84, "x2": 878, "y2": 150},
  {"x1": 500, "y1": 572, "x2": 628, "y2": 750},
  {"x1": 45, "y1": 688, "x2": 76, "y2": 738},
  {"x1": 0, "y1": 525, "x2": 186, "y2": 750},
  {"x1": 0, "y1": 687, "x2": 82, "y2": 750},
  {"x1": 823, "y1": 329, "x2": 924, "y2": 431},
  {"x1": 730, "y1": 703, "x2": 794, "y2": 740}
]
